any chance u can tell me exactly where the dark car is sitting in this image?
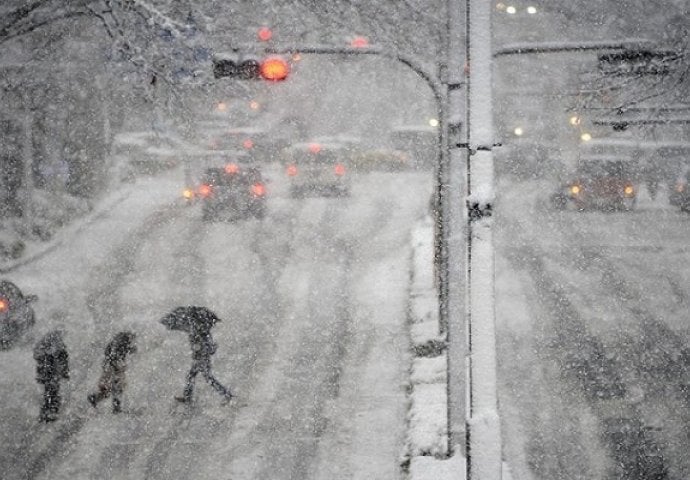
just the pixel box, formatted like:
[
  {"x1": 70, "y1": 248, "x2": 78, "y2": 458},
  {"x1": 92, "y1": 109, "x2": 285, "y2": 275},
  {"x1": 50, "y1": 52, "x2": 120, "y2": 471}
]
[
  {"x1": 0, "y1": 280, "x2": 37, "y2": 348},
  {"x1": 198, "y1": 165, "x2": 267, "y2": 222},
  {"x1": 281, "y1": 142, "x2": 352, "y2": 197},
  {"x1": 551, "y1": 157, "x2": 638, "y2": 211}
]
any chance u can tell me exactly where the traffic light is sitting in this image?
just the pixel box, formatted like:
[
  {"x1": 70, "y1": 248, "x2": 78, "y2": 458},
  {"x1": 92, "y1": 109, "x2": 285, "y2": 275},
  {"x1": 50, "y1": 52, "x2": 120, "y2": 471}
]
[
  {"x1": 259, "y1": 56, "x2": 290, "y2": 81},
  {"x1": 213, "y1": 53, "x2": 289, "y2": 81}
]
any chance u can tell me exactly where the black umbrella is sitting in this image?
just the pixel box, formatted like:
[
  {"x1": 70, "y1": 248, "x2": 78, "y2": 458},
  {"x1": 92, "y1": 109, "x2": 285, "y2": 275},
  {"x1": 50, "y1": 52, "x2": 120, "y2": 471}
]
[{"x1": 160, "y1": 306, "x2": 221, "y2": 333}]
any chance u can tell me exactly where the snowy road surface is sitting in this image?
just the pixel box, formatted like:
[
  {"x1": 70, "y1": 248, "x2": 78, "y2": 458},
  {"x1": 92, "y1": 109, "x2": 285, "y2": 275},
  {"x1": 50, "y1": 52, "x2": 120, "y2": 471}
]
[
  {"x1": 0, "y1": 167, "x2": 433, "y2": 480},
  {"x1": 496, "y1": 178, "x2": 689, "y2": 480}
]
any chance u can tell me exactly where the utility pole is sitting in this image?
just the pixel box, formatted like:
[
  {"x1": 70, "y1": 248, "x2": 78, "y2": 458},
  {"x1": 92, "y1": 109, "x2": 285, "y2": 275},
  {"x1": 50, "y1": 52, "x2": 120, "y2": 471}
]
[
  {"x1": 446, "y1": 0, "x2": 502, "y2": 477},
  {"x1": 444, "y1": 0, "x2": 468, "y2": 462}
]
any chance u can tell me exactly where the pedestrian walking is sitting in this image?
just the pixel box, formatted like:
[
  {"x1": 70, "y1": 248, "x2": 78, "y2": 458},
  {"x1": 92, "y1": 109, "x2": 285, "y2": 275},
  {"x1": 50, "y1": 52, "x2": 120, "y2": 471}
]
[
  {"x1": 87, "y1": 331, "x2": 137, "y2": 413},
  {"x1": 33, "y1": 329, "x2": 69, "y2": 422},
  {"x1": 160, "y1": 306, "x2": 233, "y2": 404}
]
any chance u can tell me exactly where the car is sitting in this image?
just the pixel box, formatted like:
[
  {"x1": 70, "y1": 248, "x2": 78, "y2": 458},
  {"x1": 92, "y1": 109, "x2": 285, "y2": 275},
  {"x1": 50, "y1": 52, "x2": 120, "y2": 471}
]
[
  {"x1": 0, "y1": 280, "x2": 37, "y2": 348},
  {"x1": 668, "y1": 164, "x2": 689, "y2": 208},
  {"x1": 551, "y1": 156, "x2": 638, "y2": 211},
  {"x1": 281, "y1": 142, "x2": 352, "y2": 197},
  {"x1": 198, "y1": 165, "x2": 267, "y2": 222},
  {"x1": 180, "y1": 150, "x2": 253, "y2": 205}
]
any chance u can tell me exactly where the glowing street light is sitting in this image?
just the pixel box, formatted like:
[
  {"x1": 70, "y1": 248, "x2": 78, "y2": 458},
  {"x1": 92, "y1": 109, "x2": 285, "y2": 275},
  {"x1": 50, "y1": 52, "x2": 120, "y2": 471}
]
[
  {"x1": 428, "y1": 118, "x2": 440, "y2": 127},
  {"x1": 514, "y1": 126, "x2": 524, "y2": 136},
  {"x1": 506, "y1": 5, "x2": 517, "y2": 14},
  {"x1": 580, "y1": 132, "x2": 592, "y2": 142},
  {"x1": 569, "y1": 115, "x2": 581, "y2": 126},
  {"x1": 526, "y1": 6, "x2": 537, "y2": 14}
]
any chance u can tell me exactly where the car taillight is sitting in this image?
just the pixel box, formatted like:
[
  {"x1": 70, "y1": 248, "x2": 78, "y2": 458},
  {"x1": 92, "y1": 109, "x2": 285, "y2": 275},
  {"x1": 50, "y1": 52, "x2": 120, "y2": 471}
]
[
  {"x1": 624, "y1": 185, "x2": 635, "y2": 197},
  {"x1": 182, "y1": 188, "x2": 194, "y2": 200},
  {"x1": 198, "y1": 184, "x2": 213, "y2": 198},
  {"x1": 225, "y1": 163, "x2": 239, "y2": 174},
  {"x1": 0, "y1": 298, "x2": 8, "y2": 313},
  {"x1": 334, "y1": 163, "x2": 346, "y2": 176},
  {"x1": 287, "y1": 165, "x2": 298, "y2": 176},
  {"x1": 251, "y1": 183, "x2": 266, "y2": 197},
  {"x1": 243, "y1": 139, "x2": 254, "y2": 150}
]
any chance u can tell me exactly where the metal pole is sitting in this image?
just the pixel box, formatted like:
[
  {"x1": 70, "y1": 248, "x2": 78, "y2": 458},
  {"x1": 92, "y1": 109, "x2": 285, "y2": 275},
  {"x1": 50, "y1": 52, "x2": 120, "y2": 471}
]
[
  {"x1": 466, "y1": 0, "x2": 502, "y2": 478},
  {"x1": 445, "y1": 0, "x2": 469, "y2": 460}
]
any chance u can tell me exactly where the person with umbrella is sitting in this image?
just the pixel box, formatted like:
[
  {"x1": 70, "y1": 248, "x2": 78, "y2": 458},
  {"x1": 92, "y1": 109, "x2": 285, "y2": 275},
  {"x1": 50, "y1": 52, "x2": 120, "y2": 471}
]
[{"x1": 160, "y1": 306, "x2": 233, "y2": 404}]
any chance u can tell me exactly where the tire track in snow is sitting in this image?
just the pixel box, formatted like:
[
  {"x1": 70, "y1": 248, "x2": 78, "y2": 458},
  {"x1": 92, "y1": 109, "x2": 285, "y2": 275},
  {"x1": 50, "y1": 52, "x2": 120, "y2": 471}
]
[{"x1": 503, "y1": 214, "x2": 676, "y2": 479}]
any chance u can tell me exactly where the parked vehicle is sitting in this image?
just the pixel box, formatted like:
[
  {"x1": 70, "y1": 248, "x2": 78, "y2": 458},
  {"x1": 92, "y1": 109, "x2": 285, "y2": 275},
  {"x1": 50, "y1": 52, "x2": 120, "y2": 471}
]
[{"x1": 0, "y1": 280, "x2": 37, "y2": 348}]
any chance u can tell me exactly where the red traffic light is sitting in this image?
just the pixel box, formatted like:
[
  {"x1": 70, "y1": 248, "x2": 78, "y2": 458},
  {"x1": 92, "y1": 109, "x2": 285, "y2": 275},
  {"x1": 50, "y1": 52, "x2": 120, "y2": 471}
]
[
  {"x1": 258, "y1": 26, "x2": 273, "y2": 42},
  {"x1": 260, "y1": 56, "x2": 290, "y2": 81}
]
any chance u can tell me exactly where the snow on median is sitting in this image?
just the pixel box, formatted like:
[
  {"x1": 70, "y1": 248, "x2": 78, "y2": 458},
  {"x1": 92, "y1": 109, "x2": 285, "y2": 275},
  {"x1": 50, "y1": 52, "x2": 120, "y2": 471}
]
[{"x1": 403, "y1": 216, "x2": 466, "y2": 478}]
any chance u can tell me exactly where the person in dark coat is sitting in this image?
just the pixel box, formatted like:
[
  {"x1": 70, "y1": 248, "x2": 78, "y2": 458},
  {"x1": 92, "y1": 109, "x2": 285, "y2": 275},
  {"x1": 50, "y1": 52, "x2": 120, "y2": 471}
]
[
  {"x1": 176, "y1": 319, "x2": 232, "y2": 404},
  {"x1": 33, "y1": 329, "x2": 69, "y2": 422},
  {"x1": 87, "y1": 331, "x2": 137, "y2": 413}
]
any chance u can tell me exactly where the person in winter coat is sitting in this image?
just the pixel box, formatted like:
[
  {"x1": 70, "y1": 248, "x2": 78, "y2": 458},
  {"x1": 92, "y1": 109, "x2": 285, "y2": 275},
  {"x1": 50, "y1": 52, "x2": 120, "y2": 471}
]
[
  {"x1": 176, "y1": 321, "x2": 232, "y2": 404},
  {"x1": 87, "y1": 331, "x2": 137, "y2": 413},
  {"x1": 33, "y1": 329, "x2": 70, "y2": 422}
]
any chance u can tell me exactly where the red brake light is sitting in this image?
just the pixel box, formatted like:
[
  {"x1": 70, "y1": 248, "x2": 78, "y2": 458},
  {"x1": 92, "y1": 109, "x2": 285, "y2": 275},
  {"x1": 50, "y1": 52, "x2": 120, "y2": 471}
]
[
  {"x1": 0, "y1": 298, "x2": 8, "y2": 313},
  {"x1": 225, "y1": 163, "x2": 239, "y2": 174},
  {"x1": 198, "y1": 184, "x2": 213, "y2": 198},
  {"x1": 287, "y1": 164, "x2": 298, "y2": 177},
  {"x1": 242, "y1": 139, "x2": 254, "y2": 150},
  {"x1": 350, "y1": 36, "x2": 369, "y2": 48},
  {"x1": 308, "y1": 143, "x2": 322, "y2": 154},
  {"x1": 251, "y1": 183, "x2": 266, "y2": 197},
  {"x1": 334, "y1": 163, "x2": 346, "y2": 176}
]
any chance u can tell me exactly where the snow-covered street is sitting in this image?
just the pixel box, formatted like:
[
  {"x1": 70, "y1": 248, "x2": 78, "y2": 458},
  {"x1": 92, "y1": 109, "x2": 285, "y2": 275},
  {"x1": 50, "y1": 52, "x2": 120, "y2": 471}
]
[
  {"x1": 495, "y1": 177, "x2": 689, "y2": 480},
  {"x1": 0, "y1": 166, "x2": 433, "y2": 479}
]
